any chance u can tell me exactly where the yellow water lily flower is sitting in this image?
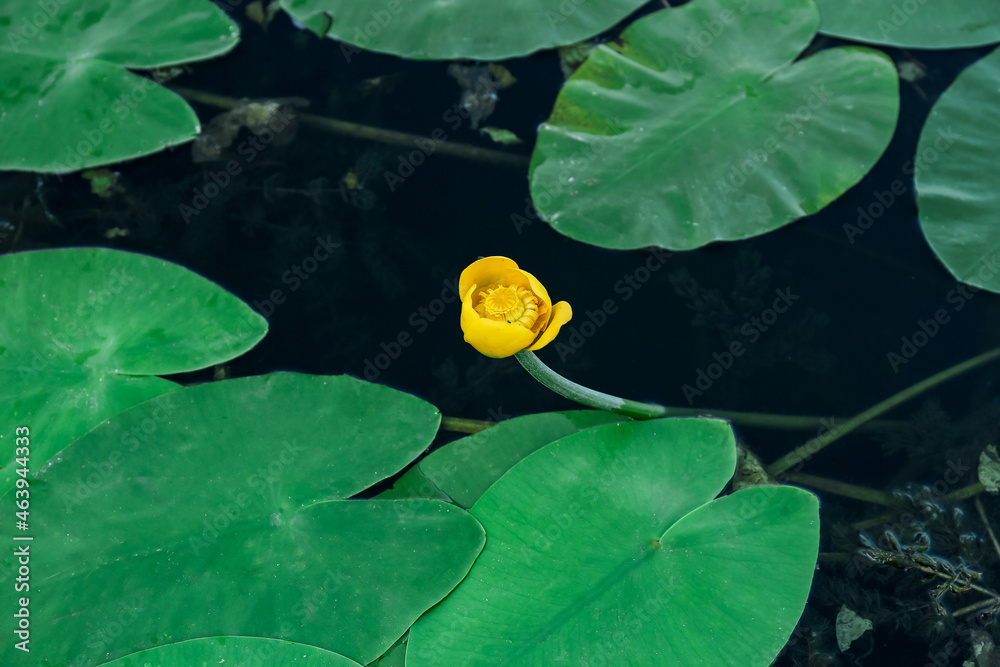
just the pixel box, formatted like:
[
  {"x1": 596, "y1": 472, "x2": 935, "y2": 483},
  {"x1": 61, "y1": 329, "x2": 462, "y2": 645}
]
[{"x1": 460, "y1": 256, "x2": 573, "y2": 358}]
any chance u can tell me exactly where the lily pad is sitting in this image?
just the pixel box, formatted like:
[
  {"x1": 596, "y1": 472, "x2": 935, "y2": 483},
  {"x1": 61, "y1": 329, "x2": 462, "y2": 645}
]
[
  {"x1": 368, "y1": 635, "x2": 408, "y2": 666},
  {"x1": 99, "y1": 636, "x2": 362, "y2": 667},
  {"x1": 916, "y1": 46, "x2": 1000, "y2": 293},
  {"x1": 0, "y1": 0, "x2": 239, "y2": 172},
  {"x1": 815, "y1": 0, "x2": 1000, "y2": 49},
  {"x1": 278, "y1": 0, "x2": 648, "y2": 60},
  {"x1": 530, "y1": 0, "x2": 898, "y2": 250},
  {"x1": 381, "y1": 410, "x2": 625, "y2": 508},
  {"x1": 0, "y1": 374, "x2": 484, "y2": 666},
  {"x1": 0, "y1": 247, "x2": 267, "y2": 496},
  {"x1": 408, "y1": 419, "x2": 819, "y2": 665}
]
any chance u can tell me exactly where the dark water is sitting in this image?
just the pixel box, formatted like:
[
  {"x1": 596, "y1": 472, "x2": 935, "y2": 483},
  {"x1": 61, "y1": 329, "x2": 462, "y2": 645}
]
[{"x1": 5, "y1": 1, "x2": 1000, "y2": 664}]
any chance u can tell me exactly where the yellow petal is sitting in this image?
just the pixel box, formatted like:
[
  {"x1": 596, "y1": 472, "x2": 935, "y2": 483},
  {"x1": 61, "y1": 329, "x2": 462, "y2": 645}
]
[
  {"x1": 526, "y1": 300, "x2": 573, "y2": 351},
  {"x1": 461, "y1": 285, "x2": 536, "y2": 358},
  {"x1": 514, "y1": 267, "x2": 553, "y2": 329},
  {"x1": 459, "y1": 257, "x2": 569, "y2": 357},
  {"x1": 514, "y1": 267, "x2": 551, "y2": 307},
  {"x1": 458, "y1": 257, "x2": 520, "y2": 302}
]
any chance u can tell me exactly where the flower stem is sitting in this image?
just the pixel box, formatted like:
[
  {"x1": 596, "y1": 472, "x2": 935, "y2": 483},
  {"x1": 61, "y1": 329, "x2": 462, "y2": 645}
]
[
  {"x1": 440, "y1": 412, "x2": 900, "y2": 434},
  {"x1": 515, "y1": 351, "x2": 667, "y2": 420},
  {"x1": 766, "y1": 343, "x2": 1000, "y2": 477}
]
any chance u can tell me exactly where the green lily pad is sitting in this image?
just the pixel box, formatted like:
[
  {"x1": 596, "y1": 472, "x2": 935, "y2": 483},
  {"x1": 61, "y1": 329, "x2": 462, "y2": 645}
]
[
  {"x1": 0, "y1": 0, "x2": 239, "y2": 172},
  {"x1": 0, "y1": 247, "x2": 267, "y2": 496},
  {"x1": 0, "y1": 374, "x2": 484, "y2": 666},
  {"x1": 815, "y1": 0, "x2": 1000, "y2": 49},
  {"x1": 278, "y1": 0, "x2": 648, "y2": 60},
  {"x1": 368, "y1": 635, "x2": 407, "y2": 666},
  {"x1": 381, "y1": 410, "x2": 625, "y2": 508},
  {"x1": 529, "y1": 0, "x2": 898, "y2": 250},
  {"x1": 408, "y1": 419, "x2": 819, "y2": 665},
  {"x1": 99, "y1": 636, "x2": 362, "y2": 667},
  {"x1": 916, "y1": 46, "x2": 1000, "y2": 293}
]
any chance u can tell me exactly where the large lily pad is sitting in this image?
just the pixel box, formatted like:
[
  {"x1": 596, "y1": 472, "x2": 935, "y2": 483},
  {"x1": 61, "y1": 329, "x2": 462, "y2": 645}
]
[
  {"x1": 381, "y1": 410, "x2": 625, "y2": 508},
  {"x1": 815, "y1": 0, "x2": 1000, "y2": 49},
  {"x1": 916, "y1": 46, "x2": 1000, "y2": 293},
  {"x1": 408, "y1": 419, "x2": 819, "y2": 665},
  {"x1": 529, "y1": 0, "x2": 898, "y2": 250},
  {"x1": 278, "y1": 0, "x2": 647, "y2": 60},
  {"x1": 368, "y1": 635, "x2": 408, "y2": 667},
  {"x1": 100, "y1": 637, "x2": 362, "y2": 667},
  {"x1": 0, "y1": 374, "x2": 484, "y2": 666},
  {"x1": 0, "y1": 247, "x2": 267, "y2": 496},
  {"x1": 0, "y1": 0, "x2": 239, "y2": 172}
]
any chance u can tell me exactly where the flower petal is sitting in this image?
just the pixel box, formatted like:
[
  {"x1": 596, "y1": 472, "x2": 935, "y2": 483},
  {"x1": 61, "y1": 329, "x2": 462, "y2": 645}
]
[
  {"x1": 461, "y1": 285, "x2": 536, "y2": 358},
  {"x1": 458, "y1": 257, "x2": 520, "y2": 302},
  {"x1": 526, "y1": 300, "x2": 573, "y2": 351},
  {"x1": 515, "y1": 268, "x2": 553, "y2": 319}
]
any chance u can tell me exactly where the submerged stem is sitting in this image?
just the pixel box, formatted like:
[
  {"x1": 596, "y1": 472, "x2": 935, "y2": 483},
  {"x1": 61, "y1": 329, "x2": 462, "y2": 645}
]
[
  {"x1": 767, "y1": 344, "x2": 1000, "y2": 477},
  {"x1": 169, "y1": 86, "x2": 529, "y2": 169}
]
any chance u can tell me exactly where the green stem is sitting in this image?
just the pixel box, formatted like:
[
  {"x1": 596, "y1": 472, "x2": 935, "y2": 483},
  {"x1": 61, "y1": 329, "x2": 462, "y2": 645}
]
[
  {"x1": 440, "y1": 412, "x2": 899, "y2": 434},
  {"x1": 515, "y1": 351, "x2": 667, "y2": 420},
  {"x1": 781, "y1": 472, "x2": 894, "y2": 506},
  {"x1": 512, "y1": 352, "x2": 908, "y2": 428},
  {"x1": 439, "y1": 416, "x2": 491, "y2": 434},
  {"x1": 169, "y1": 86, "x2": 529, "y2": 169},
  {"x1": 766, "y1": 344, "x2": 1000, "y2": 477}
]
